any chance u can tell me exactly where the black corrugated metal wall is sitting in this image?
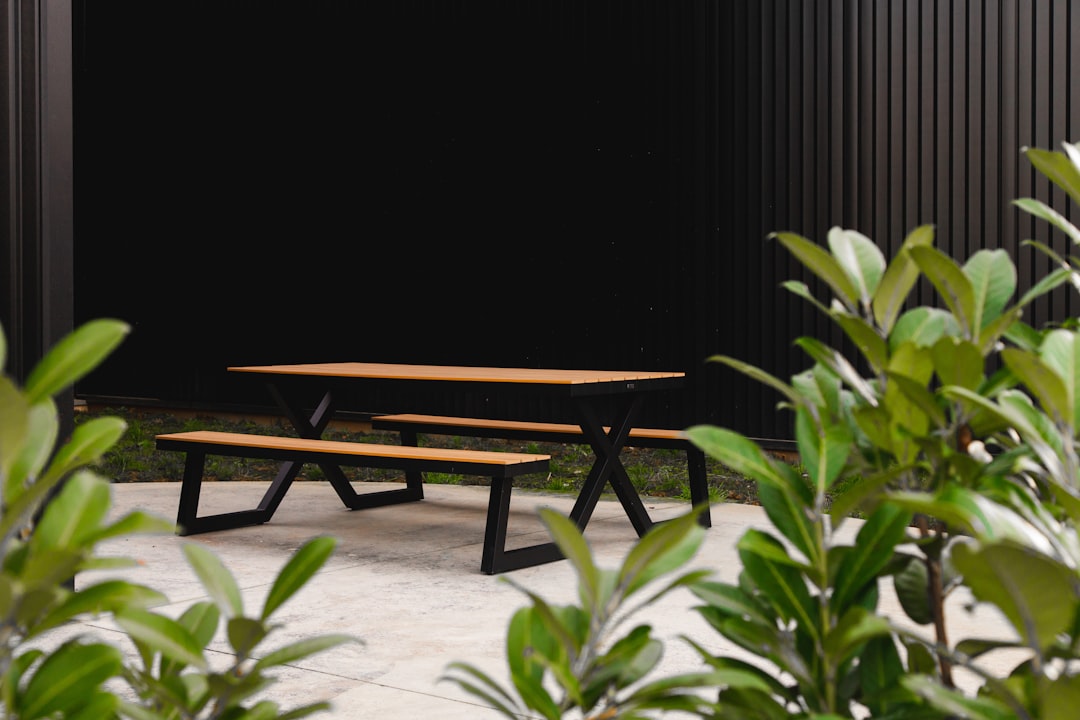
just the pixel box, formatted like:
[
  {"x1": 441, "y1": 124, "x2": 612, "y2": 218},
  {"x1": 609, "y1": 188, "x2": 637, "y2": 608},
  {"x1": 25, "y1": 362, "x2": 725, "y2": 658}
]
[
  {"x1": 707, "y1": 0, "x2": 1080, "y2": 443},
  {"x1": 71, "y1": 1, "x2": 1080, "y2": 444}
]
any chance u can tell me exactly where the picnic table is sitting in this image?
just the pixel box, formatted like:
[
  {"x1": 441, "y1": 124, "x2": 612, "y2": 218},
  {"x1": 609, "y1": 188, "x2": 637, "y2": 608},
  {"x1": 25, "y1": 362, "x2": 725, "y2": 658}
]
[
  {"x1": 232, "y1": 363, "x2": 687, "y2": 530},
  {"x1": 158, "y1": 362, "x2": 691, "y2": 573}
]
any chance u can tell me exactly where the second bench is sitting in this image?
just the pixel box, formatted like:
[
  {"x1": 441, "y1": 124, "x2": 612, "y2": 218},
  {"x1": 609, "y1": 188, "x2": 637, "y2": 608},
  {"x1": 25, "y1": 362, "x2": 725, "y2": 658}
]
[{"x1": 370, "y1": 413, "x2": 711, "y2": 527}]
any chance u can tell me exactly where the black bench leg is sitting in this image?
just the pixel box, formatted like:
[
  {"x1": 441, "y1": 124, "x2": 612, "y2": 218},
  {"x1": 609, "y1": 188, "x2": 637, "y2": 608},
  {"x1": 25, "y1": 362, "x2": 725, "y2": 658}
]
[
  {"x1": 480, "y1": 477, "x2": 562, "y2": 575},
  {"x1": 687, "y1": 449, "x2": 711, "y2": 528},
  {"x1": 255, "y1": 460, "x2": 305, "y2": 517},
  {"x1": 394, "y1": 428, "x2": 425, "y2": 496},
  {"x1": 176, "y1": 450, "x2": 207, "y2": 533},
  {"x1": 177, "y1": 451, "x2": 275, "y2": 536}
]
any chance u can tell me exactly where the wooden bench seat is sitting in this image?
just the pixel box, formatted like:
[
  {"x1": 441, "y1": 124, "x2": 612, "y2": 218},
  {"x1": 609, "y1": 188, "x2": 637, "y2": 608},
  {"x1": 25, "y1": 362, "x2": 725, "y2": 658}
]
[
  {"x1": 370, "y1": 413, "x2": 711, "y2": 527},
  {"x1": 155, "y1": 430, "x2": 553, "y2": 574}
]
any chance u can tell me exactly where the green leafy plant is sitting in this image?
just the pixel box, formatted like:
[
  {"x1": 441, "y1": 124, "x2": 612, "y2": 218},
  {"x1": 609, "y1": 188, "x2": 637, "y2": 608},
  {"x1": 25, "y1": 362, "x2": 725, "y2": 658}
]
[
  {"x1": 441, "y1": 505, "x2": 718, "y2": 719},
  {"x1": 685, "y1": 140, "x2": 1080, "y2": 719},
  {"x1": 0, "y1": 318, "x2": 356, "y2": 719},
  {"x1": 448, "y1": 140, "x2": 1080, "y2": 719}
]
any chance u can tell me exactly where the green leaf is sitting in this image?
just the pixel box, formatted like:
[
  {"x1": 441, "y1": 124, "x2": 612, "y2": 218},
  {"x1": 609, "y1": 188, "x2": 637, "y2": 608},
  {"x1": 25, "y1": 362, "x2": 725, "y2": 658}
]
[
  {"x1": 979, "y1": 309, "x2": 1023, "y2": 355},
  {"x1": 113, "y1": 608, "x2": 208, "y2": 670},
  {"x1": 771, "y1": 231, "x2": 860, "y2": 310},
  {"x1": 942, "y1": 386, "x2": 1066, "y2": 481},
  {"x1": 183, "y1": 543, "x2": 244, "y2": 618},
  {"x1": 180, "y1": 601, "x2": 221, "y2": 648},
  {"x1": 706, "y1": 354, "x2": 805, "y2": 409},
  {"x1": 1017, "y1": 265, "x2": 1073, "y2": 309},
  {"x1": 227, "y1": 616, "x2": 268, "y2": 656},
  {"x1": 1013, "y1": 197, "x2": 1080, "y2": 245},
  {"x1": 858, "y1": 634, "x2": 906, "y2": 716},
  {"x1": 689, "y1": 581, "x2": 774, "y2": 626},
  {"x1": 278, "y1": 702, "x2": 338, "y2": 720},
  {"x1": 789, "y1": 409, "x2": 834, "y2": 495},
  {"x1": 963, "y1": 249, "x2": 1015, "y2": 330},
  {"x1": 239, "y1": 702, "x2": 282, "y2": 720},
  {"x1": 954, "y1": 637, "x2": 1024, "y2": 661},
  {"x1": 24, "y1": 319, "x2": 130, "y2": 404},
  {"x1": 737, "y1": 530, "x2": 810, "y2": 571},
  {"x1": 850, "y1": 404, "x2": 896, "y2": 456},
  {"x1": 828, "y1": 463, "x2": 908, "y2": 527},
  {"x1": 873, "y1": 224, "x2": 935, "y2": 332},
  {"x1": 65, "y1": 691, "x2": 120, "y2": 720},
  {"x1": 903, "y1": 674, "x2": 1015, "y2": 720},
  {"x1": 893, "y1": 485, "x2": 1056, "y2": 552},
  {"x1": 909, "y1": 245, "x2": 977, "y2": 338},
  {"x1": 2, "y1": 390, "x2": 40, "y2": 498},
  {"x1": 951, "y1": 540, "x2": 1079, "y2": 651},
  {"x1": 892, "y1": 555, "x2": 933, "y2": 625},
  {"x1": 1042, "y1": 672, "x2": 1080, "y2": 720},
  {"x1": 33, "y1": 580, "x2": 168, "y2": 635},
  {"x1": 3, "y1": 396, "x2": 53, "y2": 507},
  {"x1": 1024, "y1": 144, "x2": 1080, "y2": 208},
  {"x1": 931, "y1": 336, "x2": 984, "y2": 391},
  {"x1": 586, "y1": 626, "x2": 659, "y2": 695},
  {"x1": 537, "y1": 508, "x2": 600, "y2": 609},
  {"x1": 86, "y1": 509, "x2": 175, "y2": 544},
  {"x1": 20, "y1": 641, "x2": 123, "y2": 719},
  {"x1": 0, "y1": 466, "x2": 86, "y2": 559},
  {"x1": 1037, "y1": 328, "x2": 1080, "y2": 429},
  {"x1": 440, "y1": 661, "x2": 525, "y2": 719},
  {"x1": 31, "y1": 471, "x2": 110, "y2": 551},
  {"x1": 822, "y1": 606, "x2": 892, "y2": 663},
  {"x1": 262, "y1": 535, "x2": 336, "y2": 620},
  {"x1": 882, "y1": 344, "x2": 934, "y2": 462},
  {"x1": 619, "y1": 509, "x2": 705, "y2": 597},
  {"x1": 254, "y1": 634, "x2": 358, "y2": 671},
  {"x1": 757, "y1": 482, "x2": 818, "y2": 570},
  {"x1": 1001, "y1": 346, "x2": 1070, "y2": 427},
  {"x1": 40, "y1": 416, "x2": 127, "y2": 488},
  {"x1": 885, "y1": 370, "x2": 947, "y2": 431},
  {"x1": 159, "y1": 601, "x2": 220, "y2": 678},
  {"x1": 890, "y1": 307, "x2": 961, "y2": 351},
  {"x1": 782, "y1": 280, "x2": 832, "y2": 316},
  {"x1": 685, "y1": 426, "x2": 792, "y2": 491},
  {"x1": 827, "y1": 226, "x2": 886, "y2": 306},
  {"x1": 505, "y1": 608, "x2": 563, "y2": 719},
  {"x1": 1023, "y1": 238, "x2": 1071, "y2": 268},
  {"x1": 6, "y1": 649, "x2": 44, "y2": 708},
  {"x1": 832, "y1": 503, "x2": 911, "y2": 612},
  {"x1": 738, "y1": 530, "x2": 818, "y2": 642},
  {"x1": 832, "y1": 314, "x2": 888, "y2": 373},
  {"x1": 795, "y1": 336, "x2": 878, "y2": 406}
]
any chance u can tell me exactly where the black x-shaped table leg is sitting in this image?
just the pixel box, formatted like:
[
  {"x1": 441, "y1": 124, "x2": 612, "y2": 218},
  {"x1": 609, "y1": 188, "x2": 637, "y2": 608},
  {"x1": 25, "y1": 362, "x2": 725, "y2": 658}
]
[
  {"x1": 261, "y1": 384, "x2": 423, "y2": 513},
  {"x1": 566, "y1": 395, "x2": 655, "y2": 537}
]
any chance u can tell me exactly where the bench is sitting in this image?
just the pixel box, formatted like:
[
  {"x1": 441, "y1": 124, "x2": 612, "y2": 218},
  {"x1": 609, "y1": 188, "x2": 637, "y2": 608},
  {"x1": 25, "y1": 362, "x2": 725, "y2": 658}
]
[
  {"x1": 369, "y1": 413, "x2": 711, "y2": 527},
  {"x1": 155, "y1": 430, "x2": 554, "y2": 574}
]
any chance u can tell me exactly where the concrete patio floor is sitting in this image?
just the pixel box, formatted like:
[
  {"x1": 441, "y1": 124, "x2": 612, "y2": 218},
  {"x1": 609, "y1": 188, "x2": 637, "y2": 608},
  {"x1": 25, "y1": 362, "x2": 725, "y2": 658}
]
[{"x1": 59, "y1": 480, "x2": 1021, "y2": 719}]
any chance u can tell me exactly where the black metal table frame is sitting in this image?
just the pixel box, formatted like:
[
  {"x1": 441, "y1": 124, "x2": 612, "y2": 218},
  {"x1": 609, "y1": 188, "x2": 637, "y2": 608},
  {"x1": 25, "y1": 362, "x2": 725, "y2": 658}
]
[{"x1": 252, "y1": 371, "x2": 686, "y2": 569}]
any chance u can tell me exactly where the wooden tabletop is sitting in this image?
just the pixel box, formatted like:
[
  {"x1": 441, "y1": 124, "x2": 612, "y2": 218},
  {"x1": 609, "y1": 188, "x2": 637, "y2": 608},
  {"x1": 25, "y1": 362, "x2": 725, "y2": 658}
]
[{"x1": 228, "y1": 362, "x2": 684, "y2": 386}]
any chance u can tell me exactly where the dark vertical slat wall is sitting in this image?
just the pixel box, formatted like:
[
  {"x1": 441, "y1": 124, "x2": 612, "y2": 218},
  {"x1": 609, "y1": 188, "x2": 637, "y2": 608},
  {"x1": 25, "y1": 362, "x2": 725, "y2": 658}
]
[
  {"x1": 70, "y1": 1, "x2": 1080, "y2": 444},
  {"x1": 706, "y1": 0, "x2": 1080, "y2": 443}
]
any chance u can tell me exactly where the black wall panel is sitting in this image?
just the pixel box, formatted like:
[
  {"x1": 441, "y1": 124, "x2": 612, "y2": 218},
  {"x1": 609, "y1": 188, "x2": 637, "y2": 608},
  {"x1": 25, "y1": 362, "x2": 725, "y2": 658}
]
[
  {"x1": 72, "y1": 1, "x2": 1080, "y2": 445},
  {"x1": 706, "y1": 0, "x2": 1080, "y2": 444}
]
